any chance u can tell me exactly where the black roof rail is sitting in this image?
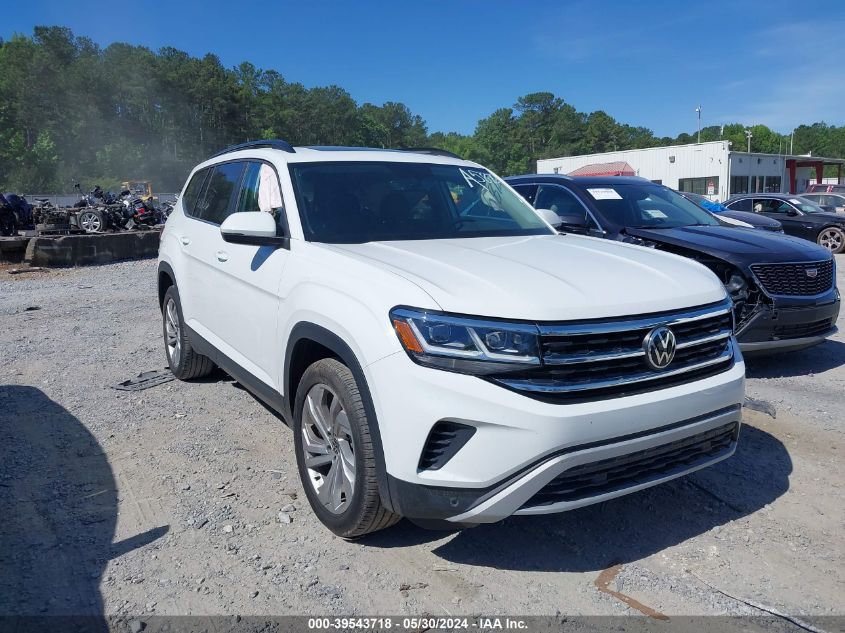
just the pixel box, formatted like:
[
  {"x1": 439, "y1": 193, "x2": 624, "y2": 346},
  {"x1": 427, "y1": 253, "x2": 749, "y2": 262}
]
[
  {"x1": 211, "y1": 139, "x2": 296, "y2": 158},
  {"x1": 401, "y1": 147, "x2": 462, "y2": 159}
]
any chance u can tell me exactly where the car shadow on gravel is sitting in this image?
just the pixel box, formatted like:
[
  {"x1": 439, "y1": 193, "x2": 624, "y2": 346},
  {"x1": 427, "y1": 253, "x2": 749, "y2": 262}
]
[
  {"x1": 0, "y1": 386, "x2": 168, "y2": 624},
  {"x1": 744, "y1": 339, "x2": 845, "y2": 378},
  {"x1": 364, "y1": 423, "x2": 791, "y2": 573}
]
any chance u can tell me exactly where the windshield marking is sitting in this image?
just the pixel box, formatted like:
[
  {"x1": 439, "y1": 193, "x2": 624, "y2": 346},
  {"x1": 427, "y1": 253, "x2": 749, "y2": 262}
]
[{"x1": 587, "y1": 187, "x2": 622, "y2": 200}]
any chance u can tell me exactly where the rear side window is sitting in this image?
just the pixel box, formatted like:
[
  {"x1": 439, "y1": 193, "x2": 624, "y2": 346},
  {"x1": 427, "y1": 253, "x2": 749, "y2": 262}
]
[
  {"x1": 196, "y1": 162, "x2": 245, "y2": 225},
  {"x1": 181, "y1": 168, "x2": 209, "y2": 217},
  {"x1": 727, "y1": 198, "x2": 751, "y2": 211}
]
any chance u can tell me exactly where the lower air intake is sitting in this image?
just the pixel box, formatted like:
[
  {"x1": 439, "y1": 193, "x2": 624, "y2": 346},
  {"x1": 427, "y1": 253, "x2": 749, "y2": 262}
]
[{"x1": 418, "y1": 421, "x2": 476, "y2": 471}]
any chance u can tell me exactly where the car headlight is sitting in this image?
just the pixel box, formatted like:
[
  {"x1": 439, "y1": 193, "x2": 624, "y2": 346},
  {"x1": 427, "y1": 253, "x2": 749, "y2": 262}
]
[{"x1": 390, "y1": 307, "x2": 541, "y2": 375}]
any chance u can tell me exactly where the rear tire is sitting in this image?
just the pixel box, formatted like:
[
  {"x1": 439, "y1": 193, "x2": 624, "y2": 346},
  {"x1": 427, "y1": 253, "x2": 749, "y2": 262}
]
[
  {"x1": 293, "y1": 358, "x2": 400, "y2": 538},
  {"x1": 162, "y1": 285, "x2": 215, "y2": 380},
  {"x1": 817, "y1": 226, "x2": 845, "y2": 254}
]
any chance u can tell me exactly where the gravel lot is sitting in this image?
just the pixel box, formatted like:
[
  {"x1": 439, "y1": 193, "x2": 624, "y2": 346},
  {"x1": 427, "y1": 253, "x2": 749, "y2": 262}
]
[{"x1": 1, "y1": 257, "x2": 843, "y2": 625}]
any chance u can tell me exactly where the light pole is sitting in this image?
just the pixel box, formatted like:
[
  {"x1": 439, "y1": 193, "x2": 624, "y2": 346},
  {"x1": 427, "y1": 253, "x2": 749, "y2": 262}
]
[
  {"x1": 695, "y1": 106, "x2": 702, "y2": 143},
  {"x1": 745, "y1": 129, "x2": 753, "y2": 153}
]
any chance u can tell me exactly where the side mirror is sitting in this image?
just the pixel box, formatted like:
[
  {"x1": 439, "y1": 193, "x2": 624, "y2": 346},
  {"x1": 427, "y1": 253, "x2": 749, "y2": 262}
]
[
  {"x1": 220, "y1": 212, "x2": 287, "y2": 247},
  {"x1": 556, "y1": 212, "x2": 590, "y2": 231},
  {"x1": 535, "y1": 208, "x2": 564, "y2": 229},
  {"x1": 786, "y1": 208, "x2": 799, "y2": 217}
]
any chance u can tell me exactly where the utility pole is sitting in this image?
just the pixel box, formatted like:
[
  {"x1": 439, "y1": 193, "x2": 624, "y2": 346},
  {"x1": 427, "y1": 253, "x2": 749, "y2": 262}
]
[
  {"x1": 745, "y1": 129, "x2": 753, "y2": 153},
  {"x1": 695, "y1": 106, "x2": 702, "y2": 143},
  {"x1": 790, "y1": 131, "x2": 794, "y2": 154}
]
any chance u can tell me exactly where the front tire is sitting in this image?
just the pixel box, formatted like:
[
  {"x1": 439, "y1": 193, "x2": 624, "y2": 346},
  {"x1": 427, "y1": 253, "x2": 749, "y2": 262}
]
[
  {"x1": 78, "y1": 209, "x2": 105, "y2": 233},
  {"x1": 817, "y1": 226, "x2": 845, "y2": 254},
  {"x1": 294, "y1": 358, "x2": 400, "y2": 538},
  {"x1": 162, "y1": 285, "x2": 215, "y2": 380}
]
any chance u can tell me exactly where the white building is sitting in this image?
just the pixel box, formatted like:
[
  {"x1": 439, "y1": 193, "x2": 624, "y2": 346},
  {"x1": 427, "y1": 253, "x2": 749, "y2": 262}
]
[{"x1": 537, "y1": 141, "x2": 845, "y2": 201}]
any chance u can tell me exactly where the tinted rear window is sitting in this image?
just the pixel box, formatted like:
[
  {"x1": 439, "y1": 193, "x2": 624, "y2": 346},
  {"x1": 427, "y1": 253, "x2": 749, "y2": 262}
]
[
  {"x1": 196, "y1": 162, "x2": 245, "y2": 224},
  {"x1": 182, "y1": 168, "x2": 209, "y2": 217}
]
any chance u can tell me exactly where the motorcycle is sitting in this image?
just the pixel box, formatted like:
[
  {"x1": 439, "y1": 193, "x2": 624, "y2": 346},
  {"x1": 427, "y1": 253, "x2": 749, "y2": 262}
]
[{"x1": 124, "y1": 195, "x2": 165, "y2": 229}]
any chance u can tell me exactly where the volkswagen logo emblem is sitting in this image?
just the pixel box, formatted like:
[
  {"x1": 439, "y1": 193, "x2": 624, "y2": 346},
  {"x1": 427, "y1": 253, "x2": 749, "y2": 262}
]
[
  {"x1": 643, "y1": 326, "x2": 677, "y2": 370},
  {"x1": 805, "y1": 268, "x2": 818, "y2": 279}
]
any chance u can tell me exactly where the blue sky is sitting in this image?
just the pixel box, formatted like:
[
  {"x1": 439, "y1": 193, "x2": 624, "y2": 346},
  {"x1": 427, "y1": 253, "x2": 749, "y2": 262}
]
[{"x1": 4, "y1": 0, "x2": 844, "y2": 136}]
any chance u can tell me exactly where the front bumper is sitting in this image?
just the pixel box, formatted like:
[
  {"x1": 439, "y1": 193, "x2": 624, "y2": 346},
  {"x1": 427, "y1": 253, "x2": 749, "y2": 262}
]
[
  {"x1": 366, "y1": 346, "x2": 745, "y2": 522},
  {"x1": 736, "y1": 294, "x2": 840, "y2": 353}
]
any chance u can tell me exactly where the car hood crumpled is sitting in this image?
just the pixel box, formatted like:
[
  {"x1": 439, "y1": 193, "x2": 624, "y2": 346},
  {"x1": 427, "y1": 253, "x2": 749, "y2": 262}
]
[
  {"x1": 624, "y1": 225, "x2": 833, "y2": 265},
  {"x1": 329, "y1": 234, "x2": 726, "y2": 321}
]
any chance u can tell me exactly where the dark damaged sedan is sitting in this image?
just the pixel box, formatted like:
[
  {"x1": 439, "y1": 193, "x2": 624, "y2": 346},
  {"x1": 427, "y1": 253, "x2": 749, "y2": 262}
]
[{"x1": 506, "y1": 174, "x2": 840, "y2": 353}]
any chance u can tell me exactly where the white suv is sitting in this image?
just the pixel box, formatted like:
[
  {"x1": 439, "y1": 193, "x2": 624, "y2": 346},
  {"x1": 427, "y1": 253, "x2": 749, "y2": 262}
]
[{"x1": 158, "y1": 141, "x2": 745, "y2": 537}]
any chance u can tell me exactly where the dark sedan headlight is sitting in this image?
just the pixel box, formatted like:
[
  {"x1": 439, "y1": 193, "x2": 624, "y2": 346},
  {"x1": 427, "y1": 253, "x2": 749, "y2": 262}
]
[{"x1": 390, "y1": 307, "x2": 541, "y2": 375}]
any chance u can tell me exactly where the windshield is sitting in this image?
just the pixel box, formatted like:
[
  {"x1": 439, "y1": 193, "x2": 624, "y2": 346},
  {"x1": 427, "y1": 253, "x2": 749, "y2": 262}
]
[
  {"x1": 587, "y1": 183, "x2": 721, "y2": 228},
  {"x1": 790, "y1": 197, "x2": 827, "y2": 213},
  {"x1": 289, "y1": 162, "x2": 553, "y2": 243}
]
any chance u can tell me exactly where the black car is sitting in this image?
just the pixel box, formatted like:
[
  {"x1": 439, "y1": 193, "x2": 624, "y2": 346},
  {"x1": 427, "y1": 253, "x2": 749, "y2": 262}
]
[
  {"x1": 678, "y1": 191, "x2": 784, "y2": 233},
  {"x1": 505, "y1": 174, "x2": 840, "y2": 353},
  {"x1": 725, "y1": 193, "x2": 845, "y2": 254}
]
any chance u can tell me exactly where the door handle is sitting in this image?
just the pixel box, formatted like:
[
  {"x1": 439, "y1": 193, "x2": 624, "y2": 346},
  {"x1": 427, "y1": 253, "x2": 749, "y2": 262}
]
[
  {"x1": 216, "y1": 250, "x2": 229, "y2": 262},
  {"x1": 180, "y1": 236, "x2": 191, "y2": 246}
]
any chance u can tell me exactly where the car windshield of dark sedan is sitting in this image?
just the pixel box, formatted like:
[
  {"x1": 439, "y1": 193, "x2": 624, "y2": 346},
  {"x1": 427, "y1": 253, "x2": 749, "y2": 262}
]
[
  {"x1": 790, "y1": 198, "x2": 827, "y2": 213},
  {"x1": 587, "y1": 183, "x2": 721, "y2": 229},
  {"x1": 289, "y1": 161, "x2": 554, "y2": 243}
]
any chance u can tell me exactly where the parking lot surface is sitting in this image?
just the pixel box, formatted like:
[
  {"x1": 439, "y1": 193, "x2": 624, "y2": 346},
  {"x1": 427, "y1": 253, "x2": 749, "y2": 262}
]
[{"x1": 1, "y1": 257, "x2": 843, "y2": 621}]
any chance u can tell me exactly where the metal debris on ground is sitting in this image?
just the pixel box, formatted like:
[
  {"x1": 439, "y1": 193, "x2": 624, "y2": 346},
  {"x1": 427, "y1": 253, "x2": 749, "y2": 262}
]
[
  {"x1": 8, "y1": 267, "x2": 45, "y2": 275},
  {"x1": 112, "y1": 369, "x2": 174, "y2": 391},
  {"x1": 744, "y1": 396, "x2": 777, "y2": 419}
]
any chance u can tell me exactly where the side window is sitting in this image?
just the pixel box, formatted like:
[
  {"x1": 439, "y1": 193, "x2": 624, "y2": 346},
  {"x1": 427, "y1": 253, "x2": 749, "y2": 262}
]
[
  {"x1": 727, "y1": 198, "x2": 751, "y2": 212},
  {"x1": 753, "y1": 198, "x2": 785, "y2": 213},
  {"x1": 181, "y1": 168, "x2": 210, "y2": 217},
  {"x1": 535, "y1": 185, "x2": 600, "y2": 231},
  {"x1": 196, "y1": 162, "x2": 245, "y2": 225},
  {"x1": 536, "y1": 185, "x2": 584, "y2": 217},
  {"x1": 512, "y1": 184, "x2": 538, "y2": 205},
  {"x1": 237, "y1": 162, "x2": 285, "y2": 211}
]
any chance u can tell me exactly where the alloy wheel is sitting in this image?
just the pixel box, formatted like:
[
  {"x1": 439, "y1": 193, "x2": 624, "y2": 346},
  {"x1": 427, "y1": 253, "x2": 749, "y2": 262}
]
[
  {"x1": 301, "y1": 383, "x2": 356, "y2": 514},
  {"x1": 164, "y1": 298, "x2": 181, "y2": 365},
  {"x1": 78, "y1": 211, "x2": 102, "y2": 233},
  {"x1": 818, "y1": 228, "x2": 844, "y2": 252}
]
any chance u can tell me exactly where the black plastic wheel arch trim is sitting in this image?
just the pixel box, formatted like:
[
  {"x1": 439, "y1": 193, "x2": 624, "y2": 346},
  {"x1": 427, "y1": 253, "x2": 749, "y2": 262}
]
[{"x1": 283, "y1": 322, "x2": 396, "y2": 514}]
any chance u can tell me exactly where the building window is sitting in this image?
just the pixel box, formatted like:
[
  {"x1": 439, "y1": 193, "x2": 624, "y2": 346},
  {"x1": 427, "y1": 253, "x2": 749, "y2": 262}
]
[
  {"x1": 764, "y1": 176, "x2": 782, "y2": 193},
  {"x1": 678, "y1": 177, "x2": 719, "y2": 196},
  {"x1": 751, "y1": 175, "x2": 765, "y2": 193},
  {"x1": 730, "y1": 176, "x2": 749, "y2": 195}
]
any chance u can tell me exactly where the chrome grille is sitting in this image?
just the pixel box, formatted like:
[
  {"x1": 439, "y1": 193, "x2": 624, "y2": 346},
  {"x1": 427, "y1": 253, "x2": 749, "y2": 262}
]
[
  {"x1": 751, "y1": 260, "x2": 834, "y2": 296},
  {"x1": 493, "y1": 299, "x2": 734, "y2": 401}
]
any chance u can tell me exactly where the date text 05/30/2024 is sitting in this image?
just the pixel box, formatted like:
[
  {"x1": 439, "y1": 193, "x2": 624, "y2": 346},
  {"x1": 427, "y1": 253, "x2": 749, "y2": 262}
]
[{"x1": 307, "y1": 617, "x2": 529, "y2": 630}]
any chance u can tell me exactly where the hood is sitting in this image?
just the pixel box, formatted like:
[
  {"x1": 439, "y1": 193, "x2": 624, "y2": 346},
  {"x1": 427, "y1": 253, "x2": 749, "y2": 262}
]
[
  {"x1": 329, "y1": 235, "x2": 726, "y2": 321},
  {"x1": 624, "y1": 225, "x2": 832, "y2": 265}
]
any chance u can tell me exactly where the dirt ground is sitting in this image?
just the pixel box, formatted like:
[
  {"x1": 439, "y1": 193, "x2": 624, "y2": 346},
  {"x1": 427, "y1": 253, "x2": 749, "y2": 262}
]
[{"x1": 1, "y1": 257, "x2": 843, "y2": 625}]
